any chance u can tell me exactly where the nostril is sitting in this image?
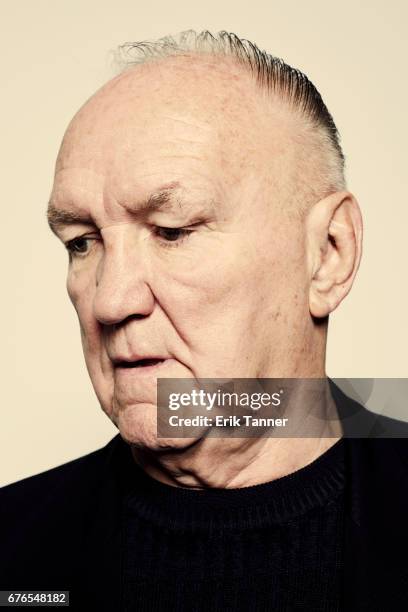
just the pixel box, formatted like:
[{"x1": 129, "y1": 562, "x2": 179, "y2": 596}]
[{"x1": 112, "y1": 314, "x2": 148, "y2": 330}]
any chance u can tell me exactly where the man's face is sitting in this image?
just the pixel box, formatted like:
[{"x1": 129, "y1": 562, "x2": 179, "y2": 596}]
[{"x1": 49, "y1": 56, "x2": 314, "y2": 449}]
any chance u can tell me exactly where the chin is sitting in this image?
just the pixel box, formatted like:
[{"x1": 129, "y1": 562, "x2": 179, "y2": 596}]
[{"x1": 116, "y1": 404, "x2": 199, "y2": 452}]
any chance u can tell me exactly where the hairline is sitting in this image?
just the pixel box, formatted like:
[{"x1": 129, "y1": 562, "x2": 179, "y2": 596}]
[{"x1": 112, "y1": 31, "x2": 346, "y2": 212}]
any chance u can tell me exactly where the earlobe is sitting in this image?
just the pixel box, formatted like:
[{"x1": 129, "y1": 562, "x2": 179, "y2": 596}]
[{"x1": 307, "y1": 191, "x2": 363, "y2": 318}]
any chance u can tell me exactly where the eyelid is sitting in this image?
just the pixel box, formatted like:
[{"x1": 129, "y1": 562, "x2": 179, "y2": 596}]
[
  {"x1": 152, "y1": 219, "x2": 205, "y2": 236},
  {"x1": 64, "y1": 233, "x2": 101, "y2": 257},
  {"x1": 154, "y1": 219, "x2": 204, "y2": 229},
  {"x1": 64, "y1": 220, "x2": 203, "y2": 256},
  {"x1": 63, "y1": 230, "x2": 100, "y2": 245},
  {"x1": 153, "y1": 225, "x2": 194, "y2": 248}
]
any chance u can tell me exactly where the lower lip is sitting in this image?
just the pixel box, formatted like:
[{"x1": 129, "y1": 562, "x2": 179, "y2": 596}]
[{"x1": 114, "y1": 358, "x2": 175, "y2": 379}]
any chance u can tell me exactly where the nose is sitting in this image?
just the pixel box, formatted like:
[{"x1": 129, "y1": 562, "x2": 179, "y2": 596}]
[{"x1": 92, "y1": 226, "x2": 155, "y2": 326}]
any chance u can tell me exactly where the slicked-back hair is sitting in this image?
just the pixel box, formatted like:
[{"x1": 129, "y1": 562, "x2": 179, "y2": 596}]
[{"x1": 113, "y1": 30, "x2": 346, "y2": 211}]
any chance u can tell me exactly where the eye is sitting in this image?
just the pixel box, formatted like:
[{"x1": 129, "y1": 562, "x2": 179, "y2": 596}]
[
  {"x1": 65, "y1": 236, "x2": 95, "y2": 257},
  {"x1": 154, "y1": 226, "x2": 193, "y2": 244}
]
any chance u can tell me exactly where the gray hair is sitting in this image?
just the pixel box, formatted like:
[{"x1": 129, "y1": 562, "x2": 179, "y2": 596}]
[{"x1": 113, "y1": 30, "x2": 346, "y2": 209}]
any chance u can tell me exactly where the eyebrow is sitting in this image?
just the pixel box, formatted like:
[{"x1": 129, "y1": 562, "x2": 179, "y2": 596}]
[
  {"x1": 46, "y1": 206, "x2": 94, "y2": 235},
  {"x1": 46, "y1": 184, "x2": 183, "y2": 235}
]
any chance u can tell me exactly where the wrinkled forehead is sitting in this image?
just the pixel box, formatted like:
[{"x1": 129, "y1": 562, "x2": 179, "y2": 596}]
[
  {"x1": 57, "y1": 56, "x2": 292, "y2": 172},
  {"x1": 52, "y1": 57, "x2": 298, "y2": 223}
]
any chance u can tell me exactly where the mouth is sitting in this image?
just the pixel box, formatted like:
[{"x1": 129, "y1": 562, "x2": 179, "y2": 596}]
[
  {"x1": 113, "y1": 357, "x2": 171, "y2": 379},
  {"x1": 116, "y1": 358, "x2": 166, "y2": 369}
]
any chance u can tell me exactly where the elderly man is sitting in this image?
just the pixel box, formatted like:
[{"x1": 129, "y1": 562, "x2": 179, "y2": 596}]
[{"x1": 1, "y1": 31, "x2": 407, "y2": 612}]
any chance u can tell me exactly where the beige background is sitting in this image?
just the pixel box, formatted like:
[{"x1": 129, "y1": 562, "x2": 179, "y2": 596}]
[{"x1": 1, "y1": 0, "x2": 407, "y2": 486}]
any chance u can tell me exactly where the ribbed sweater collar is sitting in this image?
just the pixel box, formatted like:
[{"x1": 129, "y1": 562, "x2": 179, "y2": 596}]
[{"x1": 119, "y1": 438, "x2": 346, "y2": 533}]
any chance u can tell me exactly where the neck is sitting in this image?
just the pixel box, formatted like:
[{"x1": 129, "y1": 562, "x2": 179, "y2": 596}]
[{"x1": 132, "y1": 377, "x2": 342, "y2": 489}]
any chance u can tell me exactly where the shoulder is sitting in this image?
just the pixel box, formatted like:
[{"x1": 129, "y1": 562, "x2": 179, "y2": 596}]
[
  {"x1": 0, "y1": 434, "x2": 120, "y2": 513},
  {"x1": 372, "y1": 412, "x2": 408, "y2": 438},
  {"x1": 0, "y1": 434, "x2": 124, "y2": 588},
  {"x1": 329, "y1": 379, "x2": 408, "y2": 439}
]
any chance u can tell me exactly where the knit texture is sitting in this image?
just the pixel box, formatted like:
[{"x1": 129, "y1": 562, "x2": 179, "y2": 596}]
[{"x1": 121, "y1": 439, "x2": 346, "y2": 611}]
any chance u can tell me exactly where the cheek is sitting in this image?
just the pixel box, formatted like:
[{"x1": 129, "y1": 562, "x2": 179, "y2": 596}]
[
  {"x1": 169, "y1": 231, "x2": 269, "y2": 311},
  {"x1": 157, "y1": 251, "x2": 240, "y2": 315},
  {"x1": 66, "y1": 271, "x2": 100, "y2": 349},
  {"x1": 154, "y1": 245, "x2": 265, "y2": 347},
  {"x1": 66, "y1": 266, "x2": 85, "y2": 307},
  {"x1": 67, "y1": 266, "x2": 96, "y2": 312}
]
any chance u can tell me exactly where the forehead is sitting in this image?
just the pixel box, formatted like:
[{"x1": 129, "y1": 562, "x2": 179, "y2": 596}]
[
  {"x1": 60, "y1": 58, "x2": 269, "y2": 153},
  {"x1": 52, "y1": 56, "x2": 297, "y2": 222}
]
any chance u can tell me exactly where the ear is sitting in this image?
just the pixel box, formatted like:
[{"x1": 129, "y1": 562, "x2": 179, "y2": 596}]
[{"x1": 307, "y1": 191, "x2": 363, "y2": 318}]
